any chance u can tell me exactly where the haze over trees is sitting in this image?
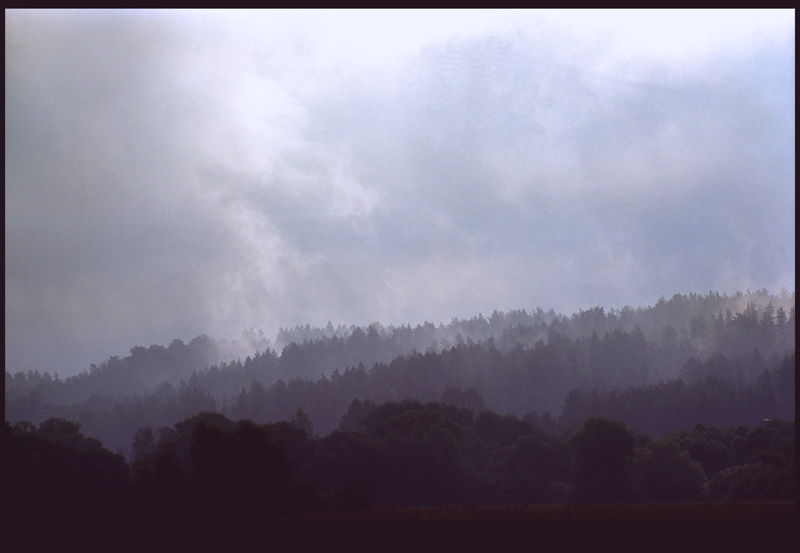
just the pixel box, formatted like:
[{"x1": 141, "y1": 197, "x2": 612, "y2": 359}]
[{"x1": 6, "y1": 289, "x2": 794, "y2": 455}]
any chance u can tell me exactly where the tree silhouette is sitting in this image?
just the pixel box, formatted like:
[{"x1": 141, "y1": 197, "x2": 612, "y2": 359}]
[
  {"x1": 570, "y1": 417, "x2": 635, "y2": 502},
  {"x1": 633, "y1": 439, "x2": 707, "y2": 502}
]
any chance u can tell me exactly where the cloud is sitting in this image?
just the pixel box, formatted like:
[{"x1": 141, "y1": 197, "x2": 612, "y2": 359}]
[{"x1": 5, "y1": 10, "x2": 794, "y2": 376}]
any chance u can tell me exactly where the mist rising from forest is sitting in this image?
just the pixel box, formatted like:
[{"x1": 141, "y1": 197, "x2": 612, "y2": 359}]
[
  {"x1": 5, "y1": 10, "x2": 795, "y2": 379},
  {"x1": 6, "y1": 289, "x2": 795, "y2": 456}
]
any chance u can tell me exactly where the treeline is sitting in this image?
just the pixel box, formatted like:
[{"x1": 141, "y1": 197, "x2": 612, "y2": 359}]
[
  {"x1": 6, "y1": 342, "x2": 794, "y2": 454},
  {"x1": 5, "y1": 403, "x2": 795, "y2": 518},
  {"x1": 272, "y1": 288, "x2": 795, "y2": 360},
  {"x1": 5, "y1": 290, "x2": 795, "y2": 454},
  {"x1": 7, "y1": 289, "x2": 795, "y2": 400},
  {"x1": 554, "y1": 352, "x2": 795, "y2": 436},
  {"x1": 4, "y1": 333, "x2": 272, "y2": 405}
]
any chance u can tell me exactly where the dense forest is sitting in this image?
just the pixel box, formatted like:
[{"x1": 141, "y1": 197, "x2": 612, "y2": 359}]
[
  {"x1": 4, "y1": 289, "x2": 796, "y2": 517},
  {"x1": 5, "y1": 406, "x2": 794, "y2": 517},
  {"x1": 6, "y1": 289, "x2": 794, "y2": 452}
]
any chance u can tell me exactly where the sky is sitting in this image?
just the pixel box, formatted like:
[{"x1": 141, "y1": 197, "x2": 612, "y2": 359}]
[{"x1": 5, "y1": 9, "x2": 795, "y2": 377}]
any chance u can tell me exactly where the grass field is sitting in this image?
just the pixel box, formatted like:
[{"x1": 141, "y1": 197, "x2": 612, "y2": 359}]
[{"x1": 271, "y1": 501, "x2": 796, "y2": 520}]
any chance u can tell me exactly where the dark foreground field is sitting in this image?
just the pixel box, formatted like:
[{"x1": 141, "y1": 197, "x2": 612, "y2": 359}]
[{"x1": 261, "y1": 501, "x2": 796, "y2": 520}]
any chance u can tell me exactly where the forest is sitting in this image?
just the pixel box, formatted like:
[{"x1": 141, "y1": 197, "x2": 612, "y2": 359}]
[{"x1": 4, "y1": 289, "x2": 796, "y2": 517}]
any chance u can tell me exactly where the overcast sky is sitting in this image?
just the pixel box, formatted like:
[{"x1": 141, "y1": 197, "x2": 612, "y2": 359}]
[{"x1": 6, "y1": 9, "x2": 795, "y2": 376}]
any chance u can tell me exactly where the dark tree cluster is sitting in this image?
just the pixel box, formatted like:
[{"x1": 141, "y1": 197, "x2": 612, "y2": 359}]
[
  {"x1": 4, "y1": 405, "x2": 794, "y2": 518},
  {"x1": 4, "y1": 419, "x2": 130, "y2": 518}
]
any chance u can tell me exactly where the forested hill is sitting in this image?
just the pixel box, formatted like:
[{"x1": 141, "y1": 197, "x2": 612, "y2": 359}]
[
  {"x1": 5, "y1": 289, "x2": 796, "y2": 453},
  {"x1": 273, "y1": 288, "x2": 795, "y2": 350},
  {"x1": 7, "y1": 289, "x2": 795, "y2": 399}
]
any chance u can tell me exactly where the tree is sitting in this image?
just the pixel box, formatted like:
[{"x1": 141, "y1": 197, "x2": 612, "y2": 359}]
[
  {"x1": 474, "y1": 410, "x2": 536, "y2": 449},
  {"x1": 633, "y1": 439, "x2": 707, "y2": 502},
  {"x1": 759, "y1": 302, "x2": 777, "y2": 352},
  {"x1": 131, "y1": 450, "x2": 191, "y2": 517},
  {"x1": 6, "y1": 418, "x2": 130, "y2": 517},
  {"x1": 190, "y1": 419, "x2": 233, "y2": 513},
  {"x1": 487, "y1": 432, "x2": 572, "y2": 504},
  {"x1": 339, "y1": 398, "x2": 377, "y2": 433},
  {"x1": 440, "y1": 386, "x2": 486, "y2": 413},
  {"x1": 291, "y1": 407, "x2": 315, "y2": 438},
  {"x1": 570, "y1": 417, "x2": 635, "y2": 502},
  {"x1": 230, "y1": 420, "x2": 292, "y2": 514},
  {"x1": 131, "y1": 425, "x2": 156, "y2": 463},
  {"x1": 677, "y1": 425, "x2": 732, "y2": 479}
]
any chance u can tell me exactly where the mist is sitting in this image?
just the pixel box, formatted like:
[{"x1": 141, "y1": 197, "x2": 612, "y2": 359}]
[{"x1": 5, "y1": 9, "x2": 795, "y2": 377}]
